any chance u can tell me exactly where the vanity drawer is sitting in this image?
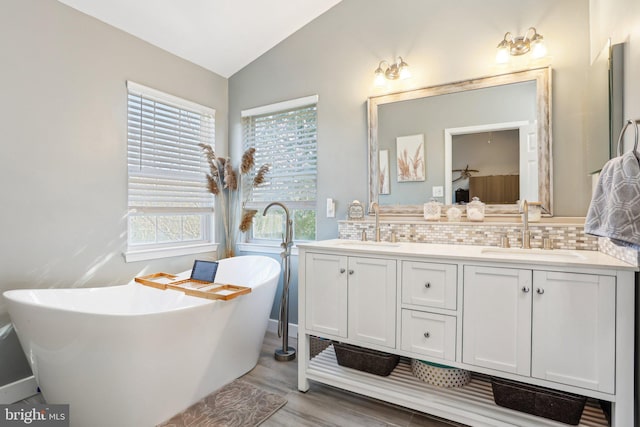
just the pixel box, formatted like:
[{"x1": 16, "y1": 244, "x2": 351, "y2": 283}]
[
  {"x1": 401, "y1": 309, "x2": 456, "y2": 361},
  {"x1": 402, "y1": 261, "x2": 457, "y2": 310}
]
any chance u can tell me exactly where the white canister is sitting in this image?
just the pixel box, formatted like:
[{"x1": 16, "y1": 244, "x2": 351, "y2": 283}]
[
  {"x1": 423, "y1": 199, "x2": 442, "y2": 221},
  {"x1": 466, "y1": 197, "x2": 485, "y2": 222},
  {"x1": 447, "y1": 206, "x2": 462, "y2": 222},
  {"x1": 528, "y1": 204, "x2": 542, "y2": 222}
]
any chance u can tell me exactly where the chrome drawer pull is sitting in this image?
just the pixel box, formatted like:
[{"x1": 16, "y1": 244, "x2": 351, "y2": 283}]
[
  {"x1": 339, "y1": 268, "x2": 346, "y2": 274},
  {"x1": 536, "y1": 288, "x2": 545, "y2": 295},
  {"x1": 348, "y1": 270, "x2": 354, "y2": 275},
  {"x1": 424, "y1": 282, "x2": 431, "y2": 289},
  {"x1": 424, "y1": 332, "x2": 430, "y2": 338},
  {"x1": 522, "y1": 286, "x2": 530, "y2": 293}
]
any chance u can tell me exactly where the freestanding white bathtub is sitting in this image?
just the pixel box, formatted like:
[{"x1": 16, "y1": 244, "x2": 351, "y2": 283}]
[{"x1": 3, "y1": 255, "x2": 280, "y2": 427}]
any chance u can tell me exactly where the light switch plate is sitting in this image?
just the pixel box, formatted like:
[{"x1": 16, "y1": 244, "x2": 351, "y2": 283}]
[
  {"x1": 326, "y1": 198, "x2": 335, "y2": 217},
  {"x1": 432, "y1": 186, "x2": 444, "y2": 197}
]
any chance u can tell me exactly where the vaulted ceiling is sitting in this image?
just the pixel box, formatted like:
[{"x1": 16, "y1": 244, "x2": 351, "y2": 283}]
[{"x1": 57, "y1": 0, "x2": 343, "y2": 78}]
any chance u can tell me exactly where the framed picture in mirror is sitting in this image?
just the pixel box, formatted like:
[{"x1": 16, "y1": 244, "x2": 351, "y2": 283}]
[{"x1": 396, "y1": 134, "x2": 425, "y2": 182}]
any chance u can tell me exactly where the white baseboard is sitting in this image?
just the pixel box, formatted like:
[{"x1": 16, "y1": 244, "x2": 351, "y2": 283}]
[
  {"x1": 0, "y1": 376, "x2": 38, "y2": 404},
  {"x1": 267, "y1": 319, "x2": 298, "y2": 338}
]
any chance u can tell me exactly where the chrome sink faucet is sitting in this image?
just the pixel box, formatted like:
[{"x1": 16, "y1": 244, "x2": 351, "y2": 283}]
[
  {"x1": 371, "y1": 202, "x2": 381, "y2": 242},
  {"x1": 520, "y1": 200, "x2": 531, "y2": 249}
]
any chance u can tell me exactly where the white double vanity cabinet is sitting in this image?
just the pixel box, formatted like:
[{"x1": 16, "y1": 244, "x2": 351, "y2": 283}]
[{"x1": 296, "y1": 240, "x2": 637, "y2": 427}]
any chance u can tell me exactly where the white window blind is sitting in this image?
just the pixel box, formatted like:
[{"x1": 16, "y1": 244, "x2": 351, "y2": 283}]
[
  {"x1": 241, "y1": 96, "x2": 318, "y2": 211},
  {"x1": 127, "y1": 81, "x2": 215, "y2": 212},
  {"x1": 126, "y1": 81, "x2": 215, "y2": 255}
]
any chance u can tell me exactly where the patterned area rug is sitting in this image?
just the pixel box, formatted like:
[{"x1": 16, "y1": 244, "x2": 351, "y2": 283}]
[{"x1": 158, "y1": 379, "x2": 287, "y2": 427}]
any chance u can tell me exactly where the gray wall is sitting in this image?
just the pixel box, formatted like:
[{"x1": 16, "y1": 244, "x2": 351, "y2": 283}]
[
  {"x1": 0, "y1": 0, "x2": 227, "y2": 385},
  {"x1": 0, "y1": 325, "x2": 32, "y2": 387},
  {"x1": 229, "y1": 0, "x2": 593, "y2": 324},
  {"x1": 229, "y1": 0, "x2": 592, "y2": 226},
  {"x1": 590, "y1": 0, "x2": 640, "y2": 151}
]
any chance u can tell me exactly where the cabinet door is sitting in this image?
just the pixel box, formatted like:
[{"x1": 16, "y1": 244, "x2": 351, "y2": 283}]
[
  {"x1": 305, "y1": 253, "x2": 348, "y2": 338},
  {"x1": 348, "y1": 257, "x2": 397, "y2": 348},
  {"x1": 462, "y1": 266, "x2": 532, "y2": 376},
  {"x1": 402, "y1": 261, "x2": 457, "y2": 310},
  {"x1": 532, "y1": 271, "x2": 615, "y2": 393}
]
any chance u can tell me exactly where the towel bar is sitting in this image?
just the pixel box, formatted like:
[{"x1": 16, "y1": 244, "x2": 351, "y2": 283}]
[{"x1": 616, "y1": 119, "x2": 639, "y2": 158}]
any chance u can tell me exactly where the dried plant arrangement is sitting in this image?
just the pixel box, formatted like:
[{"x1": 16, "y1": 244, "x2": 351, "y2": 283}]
[{"x1": 199, "y1": 144, "x2": 270, "y2": 257}]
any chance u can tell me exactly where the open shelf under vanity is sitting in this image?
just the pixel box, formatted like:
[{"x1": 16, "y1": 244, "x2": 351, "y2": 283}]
[{"x1": 307, "y1": 345, "x2": 609, "y2": 427}]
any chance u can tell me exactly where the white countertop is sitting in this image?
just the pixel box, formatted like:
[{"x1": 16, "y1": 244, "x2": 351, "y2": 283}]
[{"x1": 297, "y1": 239, "x2": 638, "y2": 271}]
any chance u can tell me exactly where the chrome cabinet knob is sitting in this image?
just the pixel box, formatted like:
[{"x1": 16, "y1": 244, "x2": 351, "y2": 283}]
[
  {"x1": 424, "y1": 282, "x2": 431, "y2": 289},
  {"x1": 339, "y1": 268, "x2": 346, "y2": 274},
  {"x1": 522, "y1": 286, "x2": 530, "y2": 293},
  {"x1": 536, "y1": 288, "x2": 545, "y2": 295},
  {"x1": 348, "y1": 270, "x2": 354, "y2": 275},
  {"x1": 424, "y1": 332, "x2": 430, "y2": 338}
]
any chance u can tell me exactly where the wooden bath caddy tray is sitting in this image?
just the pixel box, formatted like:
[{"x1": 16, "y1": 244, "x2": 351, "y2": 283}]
[{"x1": 135, "y1": 273, "x2": 251, "y2": 301}]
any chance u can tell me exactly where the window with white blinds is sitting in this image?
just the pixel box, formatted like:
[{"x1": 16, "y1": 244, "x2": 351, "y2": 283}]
[
  {"x1": 126, "y1": 81, "x2": 216, "y2": 258},
  {"x1": 242, "y1": 95, "x2": 318, "y2": 241}
]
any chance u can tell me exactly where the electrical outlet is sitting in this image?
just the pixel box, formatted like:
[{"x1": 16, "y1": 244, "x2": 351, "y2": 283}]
[
  {"x1": 432, "y1": 186, "x2": 444, "y2": 197},
  {"x1": 326, "y1": 198, "x2": 335, "y2": 217}
]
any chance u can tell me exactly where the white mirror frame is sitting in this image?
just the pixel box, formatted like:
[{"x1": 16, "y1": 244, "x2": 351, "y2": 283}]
[{"x1": 368, "y1": 67, "x2": 552, "y2": 216}]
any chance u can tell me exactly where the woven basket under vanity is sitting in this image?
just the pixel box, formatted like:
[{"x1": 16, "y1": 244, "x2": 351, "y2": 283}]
[
  {"x1": 411, "y1": 359, "x2": 471, "y2": 388},
  {"x1": 309, "y1": 336, "x2": 331, "y2": 359},
  {"x1": 334, "y1": 342, "x2": 400, "y2": 376}
]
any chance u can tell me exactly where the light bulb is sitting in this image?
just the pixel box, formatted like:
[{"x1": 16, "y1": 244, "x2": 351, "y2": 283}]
[
  {"x1": 374, "y1": 62, "x2": 387, "y2": 86},
  {"x1": 399, "y1": 67, "x2": 411, "y2": 80},
  {"x1": 530, "y1": 38, "x2": 547, "y2": 59},
  {"x1": 398, "y1": 57, "x2": 411, "y2": 80},
  {"x1": 496, "y1": 46, "x2": 510, "y2": 64},
  {"x1": 496, "y1": 35, "x2": 511, "y2": 64}
]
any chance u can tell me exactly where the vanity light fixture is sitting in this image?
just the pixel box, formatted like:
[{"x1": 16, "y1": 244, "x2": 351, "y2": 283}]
[
  {"x1": 496, "y1": 27, "x2": 547, "y2": 63},
  {"x1": 374, "y1": 57, "x2": 411, "y2": 86}
]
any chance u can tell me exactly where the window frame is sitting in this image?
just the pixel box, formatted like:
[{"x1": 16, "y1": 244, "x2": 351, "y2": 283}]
[
  {"x1": 124, "y1": 81, "x2": 217, "y2": 262},
  {"x1": 240, "y1": 95, "x2": 318, "y2": 247}
]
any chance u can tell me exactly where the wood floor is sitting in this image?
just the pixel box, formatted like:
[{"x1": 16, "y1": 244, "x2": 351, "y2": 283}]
[{"x1": 243, "y1": 332, "x2": 466, "y2": 427}]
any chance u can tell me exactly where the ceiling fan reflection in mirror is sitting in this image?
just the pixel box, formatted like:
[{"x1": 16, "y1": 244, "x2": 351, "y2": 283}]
[{"x1": 452, "y1": 165, "x2": 479, "y2": 182}]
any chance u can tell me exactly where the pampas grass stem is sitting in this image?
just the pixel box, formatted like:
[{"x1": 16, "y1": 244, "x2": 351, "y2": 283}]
[{"x1": 199, "y1": 144, "x2": 270, "y2": 257}]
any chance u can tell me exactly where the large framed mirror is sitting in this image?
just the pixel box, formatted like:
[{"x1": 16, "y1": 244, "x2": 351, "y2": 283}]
[{"x1": 368, "y1": 67, "x2": 551, "y2": 216}]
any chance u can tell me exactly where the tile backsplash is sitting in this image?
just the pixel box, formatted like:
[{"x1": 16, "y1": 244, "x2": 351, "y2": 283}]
[
  {"x1": 338, "y1": 219, "x2": 598, "y2": 251},
  {"x1": 598, "y1": 237, "x2": 640, "y2": 267}
]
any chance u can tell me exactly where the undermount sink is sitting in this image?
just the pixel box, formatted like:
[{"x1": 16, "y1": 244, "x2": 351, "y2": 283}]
[
  {"x1": 334, "y1": 240, "x2": 401, "y2": 248},
  {"x1": 480, "y1": 247, "x2": 586, "y2": 261}
]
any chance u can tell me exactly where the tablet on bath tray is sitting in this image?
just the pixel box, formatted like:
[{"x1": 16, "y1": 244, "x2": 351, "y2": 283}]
[{"x1": 190, "y1": 260, "x2": 219, "y2": 283}]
